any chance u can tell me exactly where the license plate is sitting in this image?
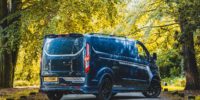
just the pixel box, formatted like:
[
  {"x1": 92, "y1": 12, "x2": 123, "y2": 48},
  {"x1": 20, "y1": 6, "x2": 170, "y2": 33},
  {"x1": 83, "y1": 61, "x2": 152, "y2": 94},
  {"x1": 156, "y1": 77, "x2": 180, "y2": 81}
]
[{"x1": 44, "y1": 77, "x2": 58, "y2": 82}]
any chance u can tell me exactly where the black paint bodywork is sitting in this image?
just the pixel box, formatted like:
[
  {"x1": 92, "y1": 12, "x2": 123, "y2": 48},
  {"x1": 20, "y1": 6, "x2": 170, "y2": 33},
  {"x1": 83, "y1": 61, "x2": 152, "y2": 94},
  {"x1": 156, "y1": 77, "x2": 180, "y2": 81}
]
[{"x1": 40, "y1": 33, "x2": 160, "y2": 94}]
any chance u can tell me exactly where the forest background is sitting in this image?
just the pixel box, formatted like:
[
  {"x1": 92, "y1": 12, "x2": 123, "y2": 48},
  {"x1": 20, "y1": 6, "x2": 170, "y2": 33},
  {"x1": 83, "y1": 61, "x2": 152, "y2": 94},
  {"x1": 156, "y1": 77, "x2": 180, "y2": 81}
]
[{"x1": 0, "y1": 0, "x2": 200, "y2": 90}]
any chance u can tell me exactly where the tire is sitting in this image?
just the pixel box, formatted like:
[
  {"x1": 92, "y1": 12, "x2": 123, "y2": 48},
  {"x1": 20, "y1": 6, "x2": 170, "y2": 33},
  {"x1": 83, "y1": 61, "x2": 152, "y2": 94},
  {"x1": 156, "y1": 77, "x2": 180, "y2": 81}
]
[
  {"x1": 47, "y1": 92, "x2": 63, "y2": 100},
  {"x1": 96, "y1": 78, "x2": 113, "y2": 100},
  {"x1": 112, "y1": 93, "x2": 117, "y2": 97},
  {"x1": 142, "y1": 80, "x2": 161, "y2": 98}
]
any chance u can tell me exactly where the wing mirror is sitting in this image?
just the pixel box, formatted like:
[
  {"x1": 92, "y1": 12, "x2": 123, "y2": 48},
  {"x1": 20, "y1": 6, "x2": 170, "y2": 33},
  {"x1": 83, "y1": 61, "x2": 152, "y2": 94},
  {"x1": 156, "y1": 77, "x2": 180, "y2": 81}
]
[{"x1": 152, "y1": 53, "x2": 157, "y2": 60}]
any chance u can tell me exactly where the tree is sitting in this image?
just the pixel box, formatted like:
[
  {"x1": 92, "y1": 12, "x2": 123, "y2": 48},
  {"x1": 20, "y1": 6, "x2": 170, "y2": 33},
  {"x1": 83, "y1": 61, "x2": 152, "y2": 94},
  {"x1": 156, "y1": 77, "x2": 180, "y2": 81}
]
[
  {"x1": 0, "y1": 0, "x2": 21, "y2": 88},
  {"x1": 177, "y1": 1, "x2": 200, "y2": 90},
  {"x1": 120, "y1": 0, "x2": 200, "y2": 90},
  {"x1": 162, "y1": 0, "x2": 200, "y2": 90},
  {"x1": 0, "y1": 0, "x2": 8, "y2": 88}
]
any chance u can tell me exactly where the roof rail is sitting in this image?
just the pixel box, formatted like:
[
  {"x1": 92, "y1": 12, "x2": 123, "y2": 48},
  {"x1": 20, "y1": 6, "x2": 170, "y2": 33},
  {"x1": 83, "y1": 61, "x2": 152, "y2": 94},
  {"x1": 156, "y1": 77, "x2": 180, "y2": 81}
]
[
  {"x1": 44, "y1": 34, "x2": 57, "y2": 38},
  {"x1": 68, "y1": 33, "x2": 83, "y2": 37},
  {"x1": 44, "y1": 33, "x2": 83, "y2": 38},
  {"x1": 89, "y1": 33, "x2": 95, "y2": 35},
  {"x1": 89, "y1": 33, "x2": 115, "y2": 36},
  {"x1": 109, "y1": 34, "x2": 115, "y2": 37},
  {"x1": 88, "y1": 33, "x2": 128, "y2": 38},
  {"x1": 89, "y1": 33, "x2": 106, "y2": 35}
]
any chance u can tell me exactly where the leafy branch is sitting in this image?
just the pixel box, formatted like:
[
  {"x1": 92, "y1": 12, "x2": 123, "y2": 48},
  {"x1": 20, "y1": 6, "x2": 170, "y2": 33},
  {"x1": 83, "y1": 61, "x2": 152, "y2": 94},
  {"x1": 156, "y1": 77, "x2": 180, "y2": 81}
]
[{"x1": 130, "y1": 22, "x2": 179, "y2": 35}]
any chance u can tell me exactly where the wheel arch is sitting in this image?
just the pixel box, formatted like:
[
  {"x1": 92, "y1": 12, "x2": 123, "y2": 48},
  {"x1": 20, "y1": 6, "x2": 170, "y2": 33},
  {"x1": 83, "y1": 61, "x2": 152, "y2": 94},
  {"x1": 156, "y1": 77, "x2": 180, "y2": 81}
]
[
  {"x1": 151, "y1": 75, "x2": 161, "y2": 83},
  {"x1": 96, "y1": 67, "x2": 114, "y2": 87}
]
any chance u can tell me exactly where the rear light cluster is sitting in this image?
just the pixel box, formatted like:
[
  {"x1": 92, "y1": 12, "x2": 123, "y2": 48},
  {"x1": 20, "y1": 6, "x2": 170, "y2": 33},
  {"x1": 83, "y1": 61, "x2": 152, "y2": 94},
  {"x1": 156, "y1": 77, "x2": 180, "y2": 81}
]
[{"x1": 84, "y1": 43, "x2": 90, "y2": 73}]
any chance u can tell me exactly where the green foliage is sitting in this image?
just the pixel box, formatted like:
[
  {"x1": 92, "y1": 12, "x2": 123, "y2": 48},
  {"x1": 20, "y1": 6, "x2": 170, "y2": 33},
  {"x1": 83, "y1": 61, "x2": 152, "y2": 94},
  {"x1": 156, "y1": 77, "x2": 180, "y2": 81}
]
[
  {"x1": 162, "y1": 77, "x2": 185, "y2": 87},
  {"x1": 20, "y1": 0, "x2": 124, "y2": 63},
  {"x1": 157, "y1": 49, "x2": 182, "y2": 77},
  {"x1": 0, "y1": 13, "x2": 21, "y2": 53}
]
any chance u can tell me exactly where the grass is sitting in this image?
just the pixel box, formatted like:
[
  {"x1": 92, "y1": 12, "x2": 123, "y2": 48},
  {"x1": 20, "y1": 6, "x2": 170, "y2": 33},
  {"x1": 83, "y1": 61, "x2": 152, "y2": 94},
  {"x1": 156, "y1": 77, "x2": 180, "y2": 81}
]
[
  {"x1": 162, "y1": 86, "x2": 184, "y2": 91},
  {"x1": 161, "y1": 76, "x2": 185, "y2": 91},
  {"x1": 14, "y1": 80, "x2": 40, "y2": 87},
  {"x1": 0, "y1": 88, "x2": 40, "y2": 100},
  {"x1": 162, "y1": 77, "x2": 185, "y2": 86}
]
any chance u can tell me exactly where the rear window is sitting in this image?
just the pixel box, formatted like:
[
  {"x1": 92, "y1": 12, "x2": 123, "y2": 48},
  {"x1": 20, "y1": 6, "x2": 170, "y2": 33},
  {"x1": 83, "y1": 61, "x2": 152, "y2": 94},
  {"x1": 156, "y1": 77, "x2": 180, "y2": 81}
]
[{"x1": 44, "y1": 37, "x2": 84, "y2": 55}]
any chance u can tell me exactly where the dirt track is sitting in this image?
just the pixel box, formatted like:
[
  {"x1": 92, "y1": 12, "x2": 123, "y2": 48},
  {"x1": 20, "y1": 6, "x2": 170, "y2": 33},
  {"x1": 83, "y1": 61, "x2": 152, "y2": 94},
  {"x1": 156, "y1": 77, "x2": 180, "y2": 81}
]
[{"x1": 1, "y1": 88, "x2": 200, "y2": 100}]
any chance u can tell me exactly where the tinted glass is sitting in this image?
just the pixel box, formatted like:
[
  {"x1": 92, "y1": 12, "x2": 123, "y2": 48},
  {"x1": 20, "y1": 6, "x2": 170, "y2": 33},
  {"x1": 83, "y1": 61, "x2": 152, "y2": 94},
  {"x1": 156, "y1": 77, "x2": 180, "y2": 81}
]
[
  {"x1": 44, "y1": 37, "x2": 84, "y2": 55},
  {"x1": 115, "y1": 40, "x2": 127, "y2": 56},
  {"x1": 127, "y1": 41, "x2": 137, "y2": 58},
  {"x1": 93, "y1": 37, "x2": 127, "y2": 56},
  {"x1": 93, "y1": 38, "x2": 116, "y2": 55}
]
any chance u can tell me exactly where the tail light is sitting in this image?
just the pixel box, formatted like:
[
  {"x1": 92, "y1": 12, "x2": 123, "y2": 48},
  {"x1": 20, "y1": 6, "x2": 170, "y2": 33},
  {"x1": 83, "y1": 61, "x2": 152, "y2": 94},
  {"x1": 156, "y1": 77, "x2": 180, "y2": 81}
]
[{"x1": 84, "y1": 43, "x2": 90, "y2": 73}]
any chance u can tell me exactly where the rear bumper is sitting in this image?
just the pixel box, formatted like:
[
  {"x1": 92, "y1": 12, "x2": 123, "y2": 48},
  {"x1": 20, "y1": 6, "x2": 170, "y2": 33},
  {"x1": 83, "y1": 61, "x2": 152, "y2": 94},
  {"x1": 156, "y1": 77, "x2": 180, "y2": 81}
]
[{"x1": 40, "y1": 85, "x2": 98, "y2": 94}]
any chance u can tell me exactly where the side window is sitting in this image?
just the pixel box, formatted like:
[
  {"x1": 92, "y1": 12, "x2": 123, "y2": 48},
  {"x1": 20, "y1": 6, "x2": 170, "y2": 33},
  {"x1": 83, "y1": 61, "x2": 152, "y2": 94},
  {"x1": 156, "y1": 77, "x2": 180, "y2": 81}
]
[
  {"x1": 126, "y1": 41, "x2": 137, "y2": 58},
  {"x1": 109, "y1": 39, "x2": 118, "y2": 55},
  {"x1": 115, "y1": 40, "x2": 127, "y2": 56},
  {"x1": 136, "y1": 43, "x2": 148, "y2": 61},
  {"x1": 93, "y1": 37, "x2": 117, "y2": 55}
]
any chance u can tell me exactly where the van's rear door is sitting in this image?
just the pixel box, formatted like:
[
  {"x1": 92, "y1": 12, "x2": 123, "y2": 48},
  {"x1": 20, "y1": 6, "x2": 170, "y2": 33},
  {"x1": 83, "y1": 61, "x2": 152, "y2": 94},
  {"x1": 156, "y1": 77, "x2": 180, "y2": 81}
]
[{"x1": 41, "y1": 34, "x2": 85, "y2": 77}]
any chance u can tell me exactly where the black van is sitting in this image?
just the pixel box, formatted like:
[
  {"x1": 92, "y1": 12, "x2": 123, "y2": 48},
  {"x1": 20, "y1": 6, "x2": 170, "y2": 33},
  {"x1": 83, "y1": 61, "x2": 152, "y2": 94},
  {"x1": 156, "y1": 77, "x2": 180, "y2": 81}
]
[{"x1": 40, "y1": 33, "x2": 161, "y2": 100}]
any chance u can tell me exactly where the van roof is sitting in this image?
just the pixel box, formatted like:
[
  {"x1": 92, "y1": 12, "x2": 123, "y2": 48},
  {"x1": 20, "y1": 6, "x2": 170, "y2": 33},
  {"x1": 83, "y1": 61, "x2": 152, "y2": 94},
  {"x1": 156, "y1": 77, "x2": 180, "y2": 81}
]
[
  {"x1": 85, "y1": 33, "x2": 136, "y2": 42},
  {"x1": 44, "y1": 33, "x2": 84, "y2": 38},
  {"x1": 44, "y1": 33, "x2": 136, "y2": 42}
]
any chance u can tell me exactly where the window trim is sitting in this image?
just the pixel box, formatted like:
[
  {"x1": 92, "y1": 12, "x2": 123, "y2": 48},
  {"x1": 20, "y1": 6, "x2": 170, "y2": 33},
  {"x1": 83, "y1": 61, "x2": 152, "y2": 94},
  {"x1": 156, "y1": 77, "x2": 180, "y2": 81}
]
[{"x1": 136, "y1": 41, "x2": 150, "y2": 61}]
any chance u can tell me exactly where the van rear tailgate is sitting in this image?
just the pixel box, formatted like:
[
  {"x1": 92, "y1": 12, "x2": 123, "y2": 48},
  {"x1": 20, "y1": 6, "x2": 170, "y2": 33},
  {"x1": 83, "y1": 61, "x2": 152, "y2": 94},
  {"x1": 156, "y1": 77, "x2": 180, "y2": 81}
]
[{"x1": 41, "y1": 36, "x2": 85, "y2": 77}]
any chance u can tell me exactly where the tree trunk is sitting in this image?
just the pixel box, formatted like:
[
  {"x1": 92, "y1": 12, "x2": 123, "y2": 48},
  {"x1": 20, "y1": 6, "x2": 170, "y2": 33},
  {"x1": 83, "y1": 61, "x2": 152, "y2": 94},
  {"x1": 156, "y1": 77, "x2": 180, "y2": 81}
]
[
  {"x1": 0, "y1": 0, "x2": 21, "y2": 88},
  {"x1": 182, "y1": 31, "x2": 200, "y2": 90},
  {"x1": 179, "y1": 16, "x2": 200, "y2": 90},
  {"x1": 0, "y1": 0, "x2": 9, "y2": 88}
]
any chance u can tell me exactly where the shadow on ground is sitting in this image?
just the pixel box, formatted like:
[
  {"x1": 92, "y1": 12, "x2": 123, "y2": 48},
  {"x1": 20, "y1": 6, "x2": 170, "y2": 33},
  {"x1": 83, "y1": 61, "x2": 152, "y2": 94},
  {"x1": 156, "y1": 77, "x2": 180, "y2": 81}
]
[{"x1": 61, "y1": 93, "x2": 161, "y2": 100}]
